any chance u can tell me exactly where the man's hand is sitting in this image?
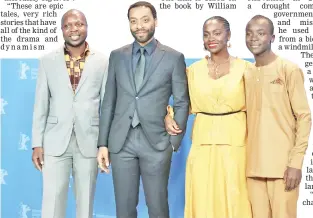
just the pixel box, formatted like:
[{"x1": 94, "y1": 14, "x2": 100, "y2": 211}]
[
  {"x1": 32, "y1": 147, "x2": 44, "y2": 171},
  {"x1": 284, "y1": 167, "x2": 302, "y2": 191},
  {"x1": 164, "y1": 114, "x2": 182, "y2": 135},
  {"x1": 97, "y1": 147, "x2": 110, "y2": 174}
]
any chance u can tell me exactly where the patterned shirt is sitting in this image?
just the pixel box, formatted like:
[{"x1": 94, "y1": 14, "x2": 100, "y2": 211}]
[{"x1": 64, "y1": 42, "x2": 90, "y2": 92}]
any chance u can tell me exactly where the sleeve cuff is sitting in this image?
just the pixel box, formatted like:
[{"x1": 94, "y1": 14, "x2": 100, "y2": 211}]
[{"x1": 288, "y1": 154, "x2": 305, "y2": 169}]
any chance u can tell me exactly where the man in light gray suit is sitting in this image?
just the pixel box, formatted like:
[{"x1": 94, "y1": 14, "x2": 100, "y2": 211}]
[
  {"x1": 31, "y1": 9, "x2": 108, "y2": 218},
  {"x1": 97, "y1": 1, "x2": 190, "y2": 218}
]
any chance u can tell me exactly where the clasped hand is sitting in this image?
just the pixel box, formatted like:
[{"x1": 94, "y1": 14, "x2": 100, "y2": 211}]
[{"x1": 164, "y1": 114, "x2": 182, "y2": 135}]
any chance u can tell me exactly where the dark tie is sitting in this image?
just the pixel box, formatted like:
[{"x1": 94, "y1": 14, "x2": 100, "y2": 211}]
[{"x1": 132, "y1": 47, "x2": 145, "y2": 127}]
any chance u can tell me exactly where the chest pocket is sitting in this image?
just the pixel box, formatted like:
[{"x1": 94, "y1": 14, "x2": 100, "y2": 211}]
[
  {"x1": 264, "y1": 73, "x2": 285, "y2": 93},
  {"x1": 262, "y1": 66, "x2": 287, "y2": 108}
]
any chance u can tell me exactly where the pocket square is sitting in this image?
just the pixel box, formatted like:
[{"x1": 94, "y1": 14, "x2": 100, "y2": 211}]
[{"x1": 270, "y1": 78, "x2": 284, "y2": 85}]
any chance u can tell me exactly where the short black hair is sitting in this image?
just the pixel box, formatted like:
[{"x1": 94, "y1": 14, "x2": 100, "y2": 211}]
[
  {"x1": 61, "y1": 9, "x2": 87, "y2": 26},
  {"x1": 127, "y1": 1, "x2": 157, "y2": 19},
  {"x1": 203, "y1": 16, "x2": 230, "y2": 32},
  {"x1": 248, "y1": 15, "x2": 274, "y2": 34}
]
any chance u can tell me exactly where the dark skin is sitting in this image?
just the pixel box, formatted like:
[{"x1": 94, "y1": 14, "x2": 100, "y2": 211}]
[
  {"x1": 165, "y1": 18, "x2": 231, "y2": 135},
  {"x1": 129, "y1": 6, "x2": 157, "y2": 46},
  {"x1": 165, "y1": 18, "x2": 302, "y2": 192},
  {"x1": 203, "y1": 19, "x2": 231, "y2": 67},
  {"x1": 245, "y1": 18, "x2": 276, "y2": 67},
  {"x1": 61, "y1": 9, "x2": 88, "y2": 57},
  {"x1": 246, "y1": 18, "x2": 302, "y2": 192},
  {"x1": 97, "y1": 5, "x2": 159, "y2": 173},
  {"x1": 31, "y1": 9, "x2": 89, "y2": 172}
]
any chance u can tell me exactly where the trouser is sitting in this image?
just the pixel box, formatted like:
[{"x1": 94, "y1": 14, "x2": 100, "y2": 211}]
[
  {"x1": 110, "y1": 125, "x2": 173, "y2": 218},
  {"x1": 247, "y1": 177, "x2": 299, "y2": 218},
  {"x1": 41, "y1": 131, "x2": 98, "y2": 218}
]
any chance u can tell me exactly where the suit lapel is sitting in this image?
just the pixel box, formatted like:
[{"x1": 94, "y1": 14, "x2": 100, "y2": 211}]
[
  {"x1": 123, "y1": 45, "x2": 136, "y2": 93},
  {"x1": 75, "y1": 51, "x2": 95, "y2": 95},
  {"x1": 53, "y1": 47, "x2": 74, "y2": 94},
  {"x1": 139, "y1": 42, "x2": 165, "y2": 91}
]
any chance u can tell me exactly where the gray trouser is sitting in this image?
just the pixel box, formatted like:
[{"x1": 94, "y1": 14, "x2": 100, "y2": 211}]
[
  {"x1": 41, "y1": 131, "x2": 98, "y2": 218},
  {"x1": 110, "y1": 125, "x2": 173, "y2": 218}
]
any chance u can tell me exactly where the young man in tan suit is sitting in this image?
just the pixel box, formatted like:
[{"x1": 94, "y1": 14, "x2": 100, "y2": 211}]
[{"x1": 245, "y1": 15, "x2": 311, "y2": 218}]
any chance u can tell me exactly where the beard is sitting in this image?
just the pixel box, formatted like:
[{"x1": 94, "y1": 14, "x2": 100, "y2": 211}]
[{"x1": 131, "y1": 27, "x2": 155, "y2": 44}]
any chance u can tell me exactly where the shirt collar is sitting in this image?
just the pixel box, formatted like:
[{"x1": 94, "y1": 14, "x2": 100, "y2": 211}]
[
  {"x1": 64, "y1": 41, "x2": 90, "y2": 58},
  {"x1": 133, "y1": 38, "x2": 157, "y2": 56}
]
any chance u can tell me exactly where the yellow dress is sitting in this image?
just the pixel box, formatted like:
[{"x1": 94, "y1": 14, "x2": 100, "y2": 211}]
[{"x1": 184, "y1": 57, "x2": 252, "y2": 218}]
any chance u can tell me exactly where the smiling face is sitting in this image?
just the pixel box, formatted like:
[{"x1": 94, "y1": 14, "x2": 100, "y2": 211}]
[
  {"x1": 129, "y1": 6, "x2": 157, "y2": 46},
  {"x1": 203, "y1": 19, "x2": 230, "y2": 54},
  {"x1": 61, "y1": 10, "x2": 87, "y2": 48},
  {"x1": 245, "y1": 18, "x2": 275, "y2": 56}
]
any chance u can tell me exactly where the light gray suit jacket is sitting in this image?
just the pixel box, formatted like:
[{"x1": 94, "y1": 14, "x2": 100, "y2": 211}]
[
  {"x1": 98, "y1": 40, "x2": 190, "y2": 153},
  {"x1": 32, "y1": 46, "x2": 109, "y2": 157}
]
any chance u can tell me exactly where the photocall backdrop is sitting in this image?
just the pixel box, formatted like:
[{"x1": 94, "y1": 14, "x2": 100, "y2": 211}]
[{"x1": 1, "y1": 0, "x2": 313, "y2": 217}]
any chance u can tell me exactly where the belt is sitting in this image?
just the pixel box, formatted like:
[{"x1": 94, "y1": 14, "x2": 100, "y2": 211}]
[{"x1": 197, "y1": 110, "x2": 243, "y2": 116}]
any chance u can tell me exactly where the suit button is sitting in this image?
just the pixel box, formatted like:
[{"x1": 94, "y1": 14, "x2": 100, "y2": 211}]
[
  {"x1": 129, "y1": 116, "x2": 132, "y2": 119},
  {"x1": 135, "y1": 96, "x2": 139, "y2": 100}
]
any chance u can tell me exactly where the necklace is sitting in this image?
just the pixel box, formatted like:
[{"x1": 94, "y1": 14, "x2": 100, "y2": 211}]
[{"x1": 206, "y1": 55, "x2": 231, "y2": 79}]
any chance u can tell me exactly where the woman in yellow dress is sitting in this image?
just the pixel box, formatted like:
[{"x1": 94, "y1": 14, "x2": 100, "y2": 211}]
[{"x1": 165, "y1": 16, "x2": 252, "y2": 218}]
